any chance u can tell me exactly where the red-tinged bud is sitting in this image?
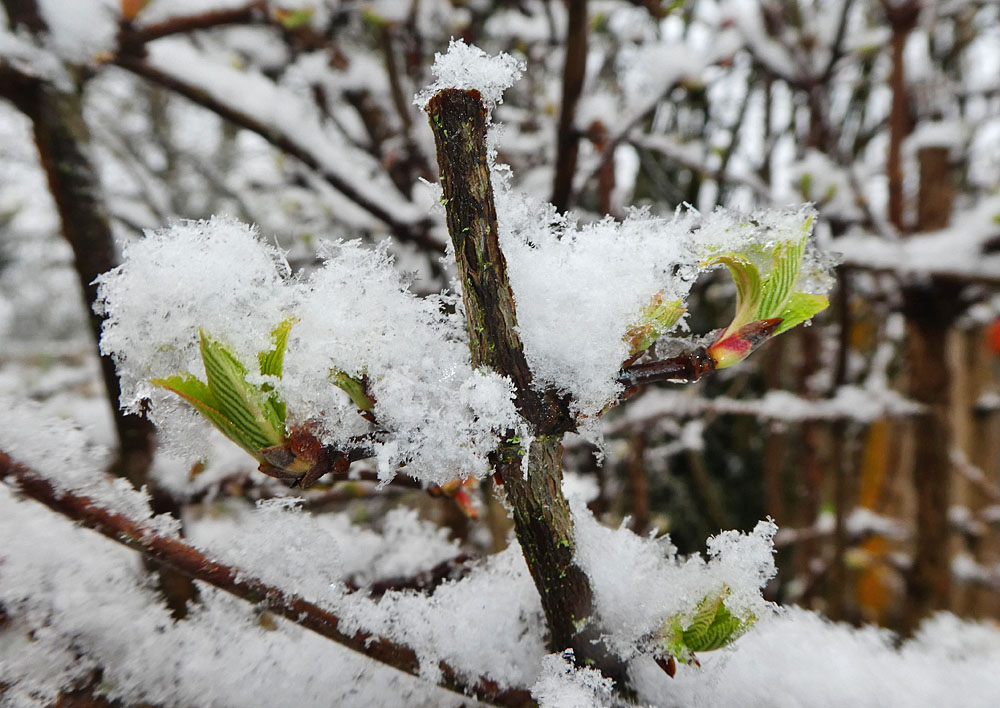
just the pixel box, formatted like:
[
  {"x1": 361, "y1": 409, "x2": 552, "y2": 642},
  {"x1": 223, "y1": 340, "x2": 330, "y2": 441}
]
[
  {"x1": 708, "y1": 317, "x2": 783, "y2": 369},
  {"x1": 655, "y1": 655, "x2": 677, "y2": 678}
]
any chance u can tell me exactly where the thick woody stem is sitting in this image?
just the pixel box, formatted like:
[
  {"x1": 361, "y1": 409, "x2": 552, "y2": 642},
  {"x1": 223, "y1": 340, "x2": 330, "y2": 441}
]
[
  {"x1": 426, "y1": 89, "x2": 624, "y2": 680},
  {"x1": 426, "y1": 89, "x2": 571, "y2": 434},
  {"x1": 0, "y1": 453, "x2": 534, "y2": 708}
]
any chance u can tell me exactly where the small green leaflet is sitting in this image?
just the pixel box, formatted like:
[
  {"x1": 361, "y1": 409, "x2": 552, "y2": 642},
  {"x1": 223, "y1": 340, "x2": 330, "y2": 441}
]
[
  {"x1": 775, "y1": 291, "x2": 829, "y2": 335},
  {"x1": 332, "y1": 371, "x2": 375, "y2": 412},
  {"x1": 625, "y1": 291, "x2": 686, "y2": 356},
  {"x1": 660, "y1": 586, "x2": 755, "y2": 664},
  {"x1": 151, "y1": 319, "x2": 296, "y2": 462}
]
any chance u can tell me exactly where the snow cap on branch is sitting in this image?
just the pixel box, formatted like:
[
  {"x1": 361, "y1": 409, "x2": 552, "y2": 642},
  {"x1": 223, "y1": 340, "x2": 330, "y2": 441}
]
[{"x1": 414, "y1": 38, "x2": 525, "y2": 115}]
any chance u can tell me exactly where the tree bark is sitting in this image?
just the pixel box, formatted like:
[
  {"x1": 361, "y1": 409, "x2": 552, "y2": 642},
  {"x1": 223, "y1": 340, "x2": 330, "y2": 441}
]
[
  {"x1": 900, "y1": 146, "x2": 959, "y2": 633},
  {"x1": 426, "y1": 88, "x2": 623, "y2": 681}
]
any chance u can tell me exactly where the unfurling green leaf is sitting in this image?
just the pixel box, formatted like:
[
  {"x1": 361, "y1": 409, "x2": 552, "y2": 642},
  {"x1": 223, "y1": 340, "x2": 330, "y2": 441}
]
[
  {"x1": 258, "y1": 318, "x2": 295, "y2": 379},
  {"x1": 332, "y1": 371, "x2": 375, "y2": 412},
  {"x1": 199, "y1": 330, "x2": 285, "y2": 445},
  {"x1": 258, "y1": 318, "x2": 296, "y2": 424},
  {"x1": 152, "y1": 373, "x2": 276, "y2": 457},
  {"x1": 625, "y1": 290, "x2": 686, "y2": 355},
  {"x1": 703, "y1": 214, "x2": 827, "y2": 369},
  {"x1": 153, "y1": 326, "x2": 294, "y2": 462},
  {"x1": 774, "y1": 291, "x2": 829, "y2": 335},
  {"x1": 659, "y1": 586, "x2": 755, "y2": 664}
]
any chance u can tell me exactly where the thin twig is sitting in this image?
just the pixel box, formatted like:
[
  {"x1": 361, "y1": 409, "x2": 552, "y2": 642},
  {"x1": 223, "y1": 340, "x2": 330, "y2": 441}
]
[{"x1": 122, "y1": 2, "x2": 268, "y2": 44}]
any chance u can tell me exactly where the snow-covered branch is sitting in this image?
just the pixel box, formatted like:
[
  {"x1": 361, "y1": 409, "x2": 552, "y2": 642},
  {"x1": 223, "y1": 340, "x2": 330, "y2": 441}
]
[{"x1": 0, "y1": 451, "x2": 534, "y2": 708}]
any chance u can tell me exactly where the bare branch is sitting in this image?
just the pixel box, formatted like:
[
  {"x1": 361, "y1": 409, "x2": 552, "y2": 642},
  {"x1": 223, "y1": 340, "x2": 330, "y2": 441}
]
[
  {"x1": 124, "y1": 2, "x2": 268, "y2": 43},
  {"x1": 551, "y1": 0, "x2": 588, "y2": 213},
  {"x1": 112, "y1": 56, "x2": 444, "y2": 253}
]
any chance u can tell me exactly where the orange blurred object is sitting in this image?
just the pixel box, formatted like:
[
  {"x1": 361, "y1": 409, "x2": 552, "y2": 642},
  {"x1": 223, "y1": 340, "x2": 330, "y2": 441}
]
[
  {"x1": 121, "y1": 0, "x2": 149, "y2": 21},
  {"x1": 987, "y1": 318, "x2": 1000, "y2": 356}
]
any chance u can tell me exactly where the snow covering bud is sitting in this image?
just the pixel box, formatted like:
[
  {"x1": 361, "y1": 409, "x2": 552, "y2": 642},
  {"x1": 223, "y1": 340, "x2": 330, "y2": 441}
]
[{"x1": 703, "y1": 212, "x2": 830, "y2": 369}]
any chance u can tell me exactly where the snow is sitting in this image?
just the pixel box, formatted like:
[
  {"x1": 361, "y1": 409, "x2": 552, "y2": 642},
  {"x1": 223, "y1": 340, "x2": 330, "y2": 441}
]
[
  {"x1": 499, "y1": 194, "x2": 699, "y2": 417},
  {"x1": 837, "y1": 195, "x2": 1000, "y2": 282},
  {"x1": 0, "y1": 486, "x2": 473, "y2": 708},
  {"x1": 141, "y1": 39, "x2": 426, "y2": 229},
  {"x1": 329, "y1": 543, "x2": 548, "y2": 688},
  {"x1": 620, "y1": 384, "x2": 921, "y2": 427},
  {"x1": 96, "y1": 218, "x2": 521, "y2": 486},
  {"x1": 0, "y1": 396, "x2": 176, "y2": 535},
  {"x1": 94, "y1": 217, "x2": 292, "y2": 452},
  {"x1": 531, "y1": 651, "x2": 616, "y2": 708},
  {"x1": 280, "y1": 239, "x2": 521, "y2": 485},
  {"x1": 573, "y1": 500, "x2": 777, "y2": 661},
  {"x1": 414, "y1": 38, "x2": 525, "y2": 115},
  {"x1": 185, "y1": 503, "x2": 461, "y2": 594},
  {"x1": 640, "y1": 607, "x2": 1000, "y2": 708},
  {"x1": 36, "y1": 0, "x2": 118, "y2": 64}
]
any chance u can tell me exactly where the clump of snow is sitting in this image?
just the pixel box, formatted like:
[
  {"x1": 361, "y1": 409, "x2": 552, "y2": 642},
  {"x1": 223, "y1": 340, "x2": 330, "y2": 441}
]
[
  {"x1": 414, "y1": 38, "x2": 525, "y2": 115},
  {"x1": 329, "y1": 543, "x2": 547, "y2": 688},
  {"x1": 97, "y1": 218, "x2": 520, "y2": 486},
  {"x1": 0, "y1": 396, "x2": 177, "y2": 535},
  {"x1": 0, "y1": 487, "x2": 468, "y2": 707},
  {"x1": 95, "y1": 217, "x2": 292, "y2": 421},
  {"x1": 531, "y1": 651, "x2": 616, "y2": 708},
  {"x1": 35, "y1": 0, "x2": 118, "y2": 64},
  {"x1": 281, "y1": 240, "x2": 521, "y2": 485},
  {"x1": 498, "y1": 190, "x2": 700, "y2": 418},
  {"x1": 186, "y1": 504, "x2": 460, "y2": 592},
  {"x1": 632, "y1": 607, "x2": 1000, "y2": 708},
  {"x1": 572, "y1": 500, "x2": 776, "y2": 660},
  {"x1": 498, "y1": 191, "x2": 832, "y2": 420}
]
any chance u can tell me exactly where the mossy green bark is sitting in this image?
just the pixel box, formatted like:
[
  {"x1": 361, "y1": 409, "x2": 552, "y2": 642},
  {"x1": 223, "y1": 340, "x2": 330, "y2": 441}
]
[{"x1": 427, "y1": 89, "x2": 621, "y2": 679}]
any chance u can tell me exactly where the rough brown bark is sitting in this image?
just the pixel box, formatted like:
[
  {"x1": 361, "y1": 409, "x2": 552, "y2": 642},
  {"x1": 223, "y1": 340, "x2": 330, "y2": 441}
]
[{"x1": 426, "y1": 88, "x2": 624, "y2": 681}]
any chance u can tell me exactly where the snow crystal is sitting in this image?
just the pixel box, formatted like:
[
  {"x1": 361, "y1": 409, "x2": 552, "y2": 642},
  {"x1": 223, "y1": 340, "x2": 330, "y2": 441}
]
[
  {"x1": 531, "y1": 651, "x2": 616, "y2": 708},
  {"x1": 414, "y1": 38, "x2": 525, "y2": 114},
  {"x1": 573, "y1": 500, "x2": 776, "y2": 660}
]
